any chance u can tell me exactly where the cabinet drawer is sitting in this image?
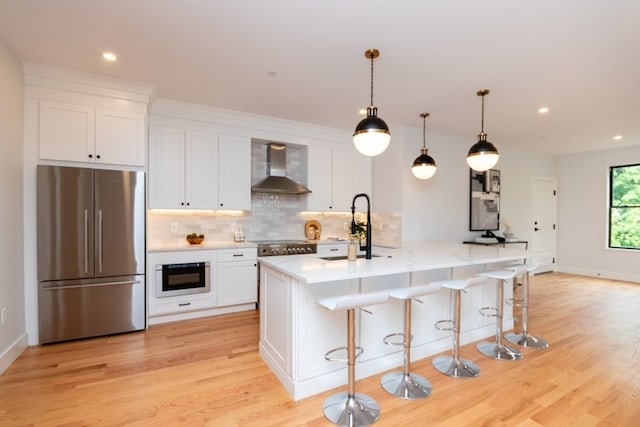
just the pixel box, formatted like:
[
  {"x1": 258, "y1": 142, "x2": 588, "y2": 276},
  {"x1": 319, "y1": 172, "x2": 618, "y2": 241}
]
[
  {"x1": 316, "y1": 244, "x2": 347, "y2": 257},
  {"x1": 218, "y1": 248, "x2": 257, "y2": 262},
  {"x1": 149, "y1": 293, "x2": 214, "y2": 316}
]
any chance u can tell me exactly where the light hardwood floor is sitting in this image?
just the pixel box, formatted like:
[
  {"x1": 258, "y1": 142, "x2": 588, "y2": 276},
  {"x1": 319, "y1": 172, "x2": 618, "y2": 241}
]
[{"x1": 1, "y1": 273, "x2": 639, "y2": 426}]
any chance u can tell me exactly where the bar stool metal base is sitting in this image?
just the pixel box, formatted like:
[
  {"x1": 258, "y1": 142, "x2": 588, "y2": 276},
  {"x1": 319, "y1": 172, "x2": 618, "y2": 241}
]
[
  {"x1": 322, "y1": 392, "x2": 381, "y2": 426},
  {"x1": 380, "y1": 371, "x2": 432, "y2": 399},
  {"x1": 476, "y1": 341, "x2": 523, "y2": 360},
  {"x1": 504, "y1": 332, "x2": 549, "y2": 349},
  {"x1": 432, "y1": 355, "x2": 480, "y2": 378}
]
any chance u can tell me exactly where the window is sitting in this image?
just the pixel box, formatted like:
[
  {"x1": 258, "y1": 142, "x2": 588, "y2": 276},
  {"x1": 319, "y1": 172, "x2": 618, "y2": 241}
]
[{"x1": 609, "y1": 163, "x2": 640, "y2": 249}]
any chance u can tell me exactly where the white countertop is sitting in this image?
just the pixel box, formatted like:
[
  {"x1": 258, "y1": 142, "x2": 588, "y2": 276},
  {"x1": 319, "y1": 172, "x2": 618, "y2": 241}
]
[
  {"x1": 148, "y1": 241, "x2": 257, "y2": 252},
  {"x1": 258, "y1": 241, "x2": 535, "y2": 284}
]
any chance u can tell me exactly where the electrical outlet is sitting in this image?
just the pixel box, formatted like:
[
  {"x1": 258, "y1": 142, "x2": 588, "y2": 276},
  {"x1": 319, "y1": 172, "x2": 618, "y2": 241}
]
[
  {"x1": 170, "y1": 223, "x2": 178, "y2": 233},
  {"x1": 343, "y1": 222, "x2": 349, "y2": 231},
  {"x1": 1, "y1": 307, "x2": 6, "y2": 324}
]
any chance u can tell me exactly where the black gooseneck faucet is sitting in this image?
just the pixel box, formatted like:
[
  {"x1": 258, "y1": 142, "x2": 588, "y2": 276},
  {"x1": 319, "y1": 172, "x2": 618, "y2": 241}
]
[{"x1": 350, "y1": 193, "x2": 372, "y2": 259}]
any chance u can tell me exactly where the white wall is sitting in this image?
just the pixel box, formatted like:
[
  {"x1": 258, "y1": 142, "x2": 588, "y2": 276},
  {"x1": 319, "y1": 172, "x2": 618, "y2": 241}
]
[
  {"x1": 0, "y1": 39, "x2": 27, "y2": 374},
  {"x1": 557, "y1": 146, "x2": 640, "y2": 282},
  {"x1": 374, "y1": 125, "x2": 557, "y2": 244}
]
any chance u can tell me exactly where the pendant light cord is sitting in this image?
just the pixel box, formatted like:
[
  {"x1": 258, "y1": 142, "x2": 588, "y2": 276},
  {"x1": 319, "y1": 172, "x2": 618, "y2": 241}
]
[
  {"x1": 422, "y1": 114, "x2": 427, "y2": 149},
  {"x1": 480, "y1": 93, "x2": 485, "y2": 133},
  {"x1": 369, "y1": 54, "x2": 374, "y2": 107}
]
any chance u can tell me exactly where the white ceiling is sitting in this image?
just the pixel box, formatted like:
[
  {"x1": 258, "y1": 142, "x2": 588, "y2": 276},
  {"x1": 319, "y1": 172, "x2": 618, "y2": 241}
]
[{"x1": 1, "y1": 0, "x2": 639, "y2": 156}]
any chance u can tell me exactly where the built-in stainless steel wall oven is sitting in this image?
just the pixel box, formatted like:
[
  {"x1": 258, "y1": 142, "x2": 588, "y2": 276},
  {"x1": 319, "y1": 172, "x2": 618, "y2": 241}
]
[{"x1": 155, "y1": 261, "x2": 210, "y2": 298}]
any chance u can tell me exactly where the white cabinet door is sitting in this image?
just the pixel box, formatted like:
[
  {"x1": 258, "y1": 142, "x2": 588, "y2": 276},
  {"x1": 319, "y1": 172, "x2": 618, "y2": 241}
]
[
  {"x1": 39, "y1": 100, "x2": 94, "y2": 163},
  {"x1": 149, "y1": 127, "x2": 186, "y2": 208},
  {"x1": 218, "y1": 260, "x2": 257, "y2": 306},
  {"x1": 307, "y1": 146, "x2": 372, "y2": 212},
  {"x1": 186, "y1": 131, "x2": 219, "y2": 209},
  {"x1": 218, "y1": 134, "x2": 251, "y2": 210},
  {"x1": 95, "y1": 108, "x2": 146, "y2": 166},
  {"x1": 307, "y1": 146, "x2": 334, "y2": 210}
]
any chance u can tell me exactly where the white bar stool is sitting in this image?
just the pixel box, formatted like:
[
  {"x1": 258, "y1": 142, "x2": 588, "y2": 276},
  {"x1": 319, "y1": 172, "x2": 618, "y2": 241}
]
[
  {"x1": 380, "y1": 282, "x2": 442, "y2": 399},
  {"x1": 476, "y1": 266, "x2": 527, "y2": 361},
  {"x1": 317, "y1": 290, "x2": 390, "y2": 427},
  {"x1": 432, "y1": 276, "x2": 486, "y2": 378},
  {"x1": 502, "y1": 258, "x2": 553, "y2": 349}
]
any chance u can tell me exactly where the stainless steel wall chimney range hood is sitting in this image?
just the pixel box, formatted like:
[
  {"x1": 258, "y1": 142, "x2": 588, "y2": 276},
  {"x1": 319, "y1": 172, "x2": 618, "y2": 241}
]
[{"x1": 252, "y1": 143, "x2": 311, "y2": 194}]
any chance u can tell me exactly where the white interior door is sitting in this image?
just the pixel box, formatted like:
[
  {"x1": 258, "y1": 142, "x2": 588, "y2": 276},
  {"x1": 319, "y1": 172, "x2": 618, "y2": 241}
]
[{"x1": 531, "y1": 177, "x2": 557, "y2": 271}]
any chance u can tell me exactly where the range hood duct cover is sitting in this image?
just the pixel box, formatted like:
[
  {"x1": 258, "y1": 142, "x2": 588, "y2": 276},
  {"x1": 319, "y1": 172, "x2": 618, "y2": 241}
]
[{"x1": 251, "y1": 143, "x2": 312, "y2": 194}]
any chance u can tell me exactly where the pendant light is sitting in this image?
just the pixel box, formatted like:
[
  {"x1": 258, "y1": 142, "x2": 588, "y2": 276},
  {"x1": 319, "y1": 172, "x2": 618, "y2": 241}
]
[
  {"x1": 467, "y1": 89, "x2": 499, "y2": 171},
  {"x1": 411, "y1": 113, "x2": 437, "y2": 179},
  {"x1": 353, "y1": 49, "x2": 390, "y2": 157}
]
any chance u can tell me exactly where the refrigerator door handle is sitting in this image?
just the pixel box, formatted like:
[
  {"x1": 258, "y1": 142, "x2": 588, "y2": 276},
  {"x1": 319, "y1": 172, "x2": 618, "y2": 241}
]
[
  {"x1": 84, "y1": 209, "x2": 89, "y2": 274},
  {"x1": 98, "y1": 209, "x2": 103, "y2": 273},
  {"x1": 41, "y1": 280, "x2": 141, "y2": 291}
]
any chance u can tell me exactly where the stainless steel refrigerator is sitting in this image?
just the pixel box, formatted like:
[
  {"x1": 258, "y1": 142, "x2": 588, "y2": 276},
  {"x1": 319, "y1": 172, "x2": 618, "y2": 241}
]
[{"x1": 37, "y1": 165, "x2": 146, "y2": 344}]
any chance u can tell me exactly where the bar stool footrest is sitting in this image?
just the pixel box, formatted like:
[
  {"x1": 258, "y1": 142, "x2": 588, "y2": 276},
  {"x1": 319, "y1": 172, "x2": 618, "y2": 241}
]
[
  {"x1": 382, "y1": 332, "x2": 407, "y2": 347},
  {"x1": 434, "y1": 319, "x2": 455, "y2": 332},
  {"x1": 479, "y1": 306, "x2": 498, "y2": 317},
  {"x1": 324, "y1": 346, "x2": 363, "y2": 363},
  {"x1": 506, "y1": 297, "x2": 525, "y2": 307}
]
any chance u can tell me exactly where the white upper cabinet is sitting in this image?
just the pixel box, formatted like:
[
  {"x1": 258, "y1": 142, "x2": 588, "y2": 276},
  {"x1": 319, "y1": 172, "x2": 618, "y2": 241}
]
[
  {"x1": 95, "y1": 108, "x2": 146, "y2": 166},
  {"x1": 38, "y1": 102, "x2": 147, "y2": 166},
  {"x1": 218, "y1": 134, "x2": 251, "y2": 210},
  {"x1": 26, "y1": 63, "x2": 154, "y2": 168},
  {"x1": 39, "y1": 100, "x2": 95, "y2": 163},
  {"x1": 307, "y1": 145, "x2": 372, "y2": 211},
  {"x1": 148, "y1": 127, "x2": 188, "y2": 208},
  {"x1": 149, "y1": 125, "x2": 251, "y2": 210}
]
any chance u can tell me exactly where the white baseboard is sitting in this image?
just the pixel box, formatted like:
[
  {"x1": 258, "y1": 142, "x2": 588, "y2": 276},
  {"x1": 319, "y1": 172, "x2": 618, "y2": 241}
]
[
  {"x1": 555, "y1": 265, "x2": 640, "y2": 283},
  {"x1": 148, "y1": 303, "x2": 256, "y2": 325},
  {"x1": 0, "y1": 333, "x2": 28, "y2": 375}
]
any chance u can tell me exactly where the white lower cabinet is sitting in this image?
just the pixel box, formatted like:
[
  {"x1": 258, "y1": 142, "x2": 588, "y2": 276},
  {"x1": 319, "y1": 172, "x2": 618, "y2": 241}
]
[
  {"x1": 217, "y1": 248, "x2": 258, "y2": 306},
  {"x1": 147, "y1": 250, "x2": 218, "y2": 318},
  {"x1": 148, "y1": 247, "x2": 257, "y2": 323}
]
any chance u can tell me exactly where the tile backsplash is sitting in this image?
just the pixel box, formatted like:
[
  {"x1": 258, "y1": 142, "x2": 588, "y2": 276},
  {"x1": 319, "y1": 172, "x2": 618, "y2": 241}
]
[{"x1": 147, "y1": 199, "x2": 401, "y2": 247}]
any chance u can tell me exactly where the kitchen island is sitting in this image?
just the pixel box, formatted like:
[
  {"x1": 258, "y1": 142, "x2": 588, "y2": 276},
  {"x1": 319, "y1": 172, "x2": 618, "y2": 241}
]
[{"x1": 258, "y1": 242, "x2": 537, "y2": 400}]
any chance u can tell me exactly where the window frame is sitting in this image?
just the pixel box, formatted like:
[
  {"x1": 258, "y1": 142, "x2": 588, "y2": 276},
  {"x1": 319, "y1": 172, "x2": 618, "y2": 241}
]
[{"x1": 608, "y1": 163, "x2": 640, "y2": 250}]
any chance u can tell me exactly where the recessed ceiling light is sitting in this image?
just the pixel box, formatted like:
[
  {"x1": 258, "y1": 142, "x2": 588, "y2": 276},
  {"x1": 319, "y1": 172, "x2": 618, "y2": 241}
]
[
  {"x1": 613, "y1": 135, "x2": 623, "y2": 140},
  {"x1": 538, "y1": 107, "x2": 549, "y2": 114},
  {"x1": 102, "y1": 52, "x2": 117, "y2": 62}
]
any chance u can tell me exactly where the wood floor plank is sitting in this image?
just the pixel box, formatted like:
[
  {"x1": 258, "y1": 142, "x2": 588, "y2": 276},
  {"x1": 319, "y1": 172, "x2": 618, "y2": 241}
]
[{"x1": 1, "y1": 273, "x2": 639, "y2": 426}]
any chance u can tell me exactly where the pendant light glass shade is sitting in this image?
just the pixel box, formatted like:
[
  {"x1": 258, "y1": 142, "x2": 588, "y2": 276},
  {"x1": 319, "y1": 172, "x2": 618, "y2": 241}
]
[
  {"x1": 411, "y1": 113, "x2": 437, "y2": 179},
  {"x1": 353, "y1": 49, "x2": 390, "y2": 157},
  {"x1": 467, "y1": 89, "x2": 499, "y2": 171}
]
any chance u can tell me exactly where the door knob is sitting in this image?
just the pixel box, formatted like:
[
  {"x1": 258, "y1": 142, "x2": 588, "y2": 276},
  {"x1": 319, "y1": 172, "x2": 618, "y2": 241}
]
[{"x1": 534, "y1": 227, "x2": 540, "y2": 231}]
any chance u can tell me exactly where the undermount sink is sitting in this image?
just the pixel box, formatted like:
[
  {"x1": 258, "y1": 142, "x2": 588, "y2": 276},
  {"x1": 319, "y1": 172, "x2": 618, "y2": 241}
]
[{"x1": 319, "y1": 254, "x2": 383, "y2": 261}]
